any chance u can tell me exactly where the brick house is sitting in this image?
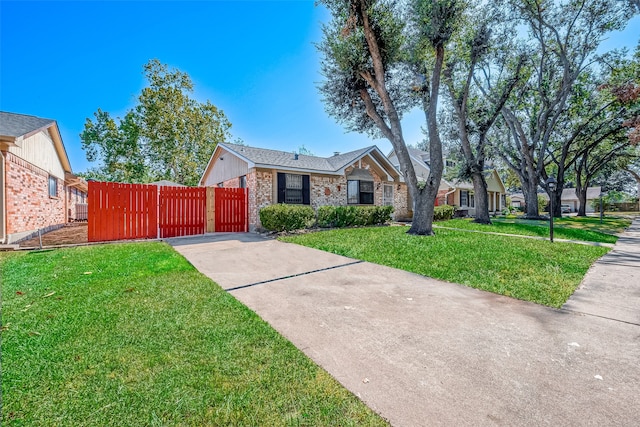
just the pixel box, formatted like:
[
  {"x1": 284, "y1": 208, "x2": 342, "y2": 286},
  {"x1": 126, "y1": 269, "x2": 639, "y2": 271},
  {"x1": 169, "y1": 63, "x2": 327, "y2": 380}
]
[
  {"x1": 388, "y1": 147, "x2": 506, "y2": 217},
  {"x1": 199, "y1": 143, "x2": 409, "y2": 231},
  {"x1": 0, "y1": 112, "x2": 87, "y2": 244}
]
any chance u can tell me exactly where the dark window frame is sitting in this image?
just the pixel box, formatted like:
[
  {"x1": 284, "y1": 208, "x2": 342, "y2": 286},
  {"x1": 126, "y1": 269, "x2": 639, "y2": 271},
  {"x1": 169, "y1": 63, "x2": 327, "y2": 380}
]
[
  {"x1": 347, "y1": 180, "x2": 374, "y2": 205},
  {"x1": 277, "y1": 173, "x2": 310, "y2": 205}
]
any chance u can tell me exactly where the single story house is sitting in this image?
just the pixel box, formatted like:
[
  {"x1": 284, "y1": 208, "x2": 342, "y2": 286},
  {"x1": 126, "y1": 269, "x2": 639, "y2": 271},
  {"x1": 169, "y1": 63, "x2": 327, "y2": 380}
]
[
  {"x1": 387, "y1": 147, "x2": 506, "y2": 217},
  {"x1": 199, "y1": 143, "x2": 408, "y2": 230},
  {"x1": 510, "y1": 187, "x2": 601, "y2": 213},
  {"x1": 1, "y1": 111, "x2": 87, "y2": 244},
  {"x1": 560, "y1": 187, "x2": 602, "y2": 213}
]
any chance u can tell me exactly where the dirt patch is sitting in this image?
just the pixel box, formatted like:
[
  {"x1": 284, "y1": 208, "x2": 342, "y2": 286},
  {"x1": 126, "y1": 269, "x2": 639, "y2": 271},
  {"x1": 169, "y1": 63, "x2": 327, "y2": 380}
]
[{"x1": 19, "y1": 223, "x2": 88, "y2": 248}]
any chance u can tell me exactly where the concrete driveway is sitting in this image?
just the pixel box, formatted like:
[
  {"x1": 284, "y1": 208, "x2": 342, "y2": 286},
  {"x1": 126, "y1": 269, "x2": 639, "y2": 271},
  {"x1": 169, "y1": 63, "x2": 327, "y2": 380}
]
[{"x1": 168, "y1": 230, "x2": 640, "y2": 427}]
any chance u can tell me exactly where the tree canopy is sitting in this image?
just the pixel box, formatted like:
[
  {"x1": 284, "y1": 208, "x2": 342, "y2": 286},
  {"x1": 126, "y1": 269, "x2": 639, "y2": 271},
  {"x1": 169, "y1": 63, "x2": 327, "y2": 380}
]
[{"x1": 80, "y1": 60, "x2": 232, "y2": 186}]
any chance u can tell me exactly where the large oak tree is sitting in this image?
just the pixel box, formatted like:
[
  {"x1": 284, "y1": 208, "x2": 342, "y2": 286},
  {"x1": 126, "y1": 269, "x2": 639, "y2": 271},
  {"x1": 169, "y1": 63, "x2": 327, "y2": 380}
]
[
  {"x1": 81, "y1": 60, "x2": 232, "y2": 186},
  {"x1": 318, "y1": 0, "x2": 464, "y2": 235}
]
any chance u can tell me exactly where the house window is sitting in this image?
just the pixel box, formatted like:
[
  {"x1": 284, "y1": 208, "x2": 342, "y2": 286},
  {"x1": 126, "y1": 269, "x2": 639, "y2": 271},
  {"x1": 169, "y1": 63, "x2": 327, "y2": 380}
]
[
  {"x1": 347, "y1": 180, "x2": 374, "y2": 204},
  {"x1": 239, "y1": 175, "x2": 247, "y2": 189},
  {"x1": 469, "y1": 193, "x2": 475, "y2": 208},
  {"x1": 48, "y1": 176, "x2": 58, "y2": 198},
  {"x1": 285, "y1": 174, "x2": 303, "y2": 203},
  {"x1": 460, "y1": 190, "x2": 468, "y2": 207},
  {"x1": 383, "y1": 184, "x2": 394, "y2": 206},
  {"x1": 277, "y1": 173, "x2": 310, "y2": 205}
]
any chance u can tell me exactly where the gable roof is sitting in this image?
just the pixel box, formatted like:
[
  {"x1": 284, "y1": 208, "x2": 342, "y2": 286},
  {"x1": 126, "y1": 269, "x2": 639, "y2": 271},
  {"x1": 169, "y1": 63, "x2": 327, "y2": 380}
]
[
  {"x1": 200, "y1": 142, "x2": 401, "y2": 185},
  {"x1": 0, "y1": 111, "x2": 72, "y2": 173},
  {"x1": 561, "y1": 187, "x2": 602, "y2": 201},
  {"x1": 511, "y1": 187, "x2": 602, "y2": 202},
  {"x1": 0, "y1": 111, "x2": 55, "y2": 140},
  {"x1": 218, "y1": 143, "x2": 375, "y2": 172}
]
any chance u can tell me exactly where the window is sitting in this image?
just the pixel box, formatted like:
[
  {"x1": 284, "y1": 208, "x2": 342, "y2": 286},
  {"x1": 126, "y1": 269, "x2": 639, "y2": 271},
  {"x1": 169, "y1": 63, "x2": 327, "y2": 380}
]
[
  {"x1": 347, "y1": 180, "x2": 374, "y2": 204},
  {"x1": 383, "y1": 184, "x2": 394, "y2": 206},
  {"x1": 461, "y1": 191, "x2": 475, "y2": 207},
  {"x1": 48, "y1": 176, "x2": 58, "y2": 198},
  {"x1": 460, "y1": 190, "x2": 468, "y2": 207},
  {"x1": 239, "y1": 175, "x2": 247, "y2": 189},
  {"x1": 277, "y1": 173, "x2": 310, "y2": 205},
  {"x1": 285, "y1": 173, "x2": 303, "y2": 203}
]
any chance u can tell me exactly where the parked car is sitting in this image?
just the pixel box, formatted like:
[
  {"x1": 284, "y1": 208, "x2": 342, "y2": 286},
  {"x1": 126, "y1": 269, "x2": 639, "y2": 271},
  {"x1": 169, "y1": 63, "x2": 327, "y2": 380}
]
[{"x1": 561, "y1": 204, "x2": 572, "y2": 213}]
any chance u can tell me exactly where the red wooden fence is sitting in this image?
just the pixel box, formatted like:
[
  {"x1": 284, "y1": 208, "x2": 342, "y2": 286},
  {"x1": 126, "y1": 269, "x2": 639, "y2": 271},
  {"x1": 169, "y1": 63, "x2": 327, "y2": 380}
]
[
  {"x1": 88, "y1": 181, "x2": 158, "y2": 242},
  {"x1": 215, "y1": 187, "x2": 248, "y2": 232},
  {"x1": 159, "y1": 186, "x2": 206, "y2": 238},
  {"x1": 88, "y1": 182, "x2": 247, "y2": 242}
]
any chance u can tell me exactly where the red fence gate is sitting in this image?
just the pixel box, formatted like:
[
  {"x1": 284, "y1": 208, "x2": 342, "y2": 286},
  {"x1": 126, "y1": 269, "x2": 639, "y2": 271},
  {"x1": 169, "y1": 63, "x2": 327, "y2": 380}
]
[
  {"x1": 159, "y1": 186, "x2": 206, "y2": 238},
  {"x1": 88, "y1": 181, "x2": 247, "y2": 242},
  {"x1": 214, "y1": 187, "x2": 248, "y2": 232}
]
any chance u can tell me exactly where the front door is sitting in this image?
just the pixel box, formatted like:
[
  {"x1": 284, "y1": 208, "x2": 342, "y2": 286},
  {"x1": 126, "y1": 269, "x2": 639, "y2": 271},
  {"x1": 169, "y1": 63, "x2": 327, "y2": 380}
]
[{"x1": 383, "y1": 184, "x2": 393, "y2": 206}]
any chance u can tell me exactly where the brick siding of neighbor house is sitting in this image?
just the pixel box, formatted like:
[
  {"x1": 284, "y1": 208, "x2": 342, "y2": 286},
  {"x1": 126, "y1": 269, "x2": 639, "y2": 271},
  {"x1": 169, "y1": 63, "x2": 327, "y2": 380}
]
[{"x1": 5, "y1": 152, "x2": 65, "y2": 236}]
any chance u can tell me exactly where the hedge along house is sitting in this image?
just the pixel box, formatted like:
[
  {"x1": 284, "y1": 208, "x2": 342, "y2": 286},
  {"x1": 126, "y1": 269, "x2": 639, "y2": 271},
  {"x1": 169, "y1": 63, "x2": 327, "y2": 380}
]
[
  {"x1": 0, "y1": 111, "x2": 87, "y2": 244},
  {"x1": 387, "y1": 147, "x2": 506, "y2": 217},
  {"x1": 199, "y1": 143, "x2": 409, "y2": 231}
]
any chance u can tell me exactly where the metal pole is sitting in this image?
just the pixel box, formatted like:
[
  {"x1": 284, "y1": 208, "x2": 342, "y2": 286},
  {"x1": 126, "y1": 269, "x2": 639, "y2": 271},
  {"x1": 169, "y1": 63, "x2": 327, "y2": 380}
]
[
  {"x1": 550, "y1": 194, "x2": 554, "y2": 243},
  {"x1": 600, "y1": 195, "x2": 603, "y2": 224}
]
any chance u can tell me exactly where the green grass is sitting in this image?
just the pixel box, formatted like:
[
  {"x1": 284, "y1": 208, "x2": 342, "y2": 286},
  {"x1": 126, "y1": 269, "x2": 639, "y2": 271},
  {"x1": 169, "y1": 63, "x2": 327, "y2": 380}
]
[
  {"x1": 1, "y1": 243, "x2": 387, "y2": 427},
  {"x1": 437, "y1": 215, "x2": 631, "y2": 244},
  {"x1": 280, "y1": 226, "x2": 610, "y2": 308}
]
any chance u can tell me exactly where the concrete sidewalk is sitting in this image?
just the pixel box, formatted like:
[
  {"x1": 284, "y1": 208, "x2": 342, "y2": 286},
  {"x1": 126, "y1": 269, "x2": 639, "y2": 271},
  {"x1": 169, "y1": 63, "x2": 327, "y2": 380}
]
[
  {"x1": 168, "y1": 231, "x2": 640, "y2": 427},
  {"x1": 562, "y1": 217, "x2": 640, "y2": 325}
]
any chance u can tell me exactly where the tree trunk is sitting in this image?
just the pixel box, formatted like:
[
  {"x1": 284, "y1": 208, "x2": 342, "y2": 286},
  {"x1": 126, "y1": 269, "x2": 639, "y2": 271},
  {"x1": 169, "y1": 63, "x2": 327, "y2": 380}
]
[
  {"x1": 411, "y1": 189, "x2": 437, "y2": 235},
  {"x1": 522, "y1": 178, "x2": 540, "y2": 218},
  {"x1": 577, "y1": 187, "x2": 588, "y2": 216},
  {"x1": 471, "y1": 171, "x2": 491, "y2": 224}
]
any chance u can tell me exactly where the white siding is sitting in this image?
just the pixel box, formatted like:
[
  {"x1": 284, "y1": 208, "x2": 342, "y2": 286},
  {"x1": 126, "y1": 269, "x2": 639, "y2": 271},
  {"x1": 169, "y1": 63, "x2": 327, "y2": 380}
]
[
  {"x1": 202, "y1": 148, "x2": 249, "y2": 186},
  {"x1": 8, "y1": 130, "x2": 65, "y2": 178}
]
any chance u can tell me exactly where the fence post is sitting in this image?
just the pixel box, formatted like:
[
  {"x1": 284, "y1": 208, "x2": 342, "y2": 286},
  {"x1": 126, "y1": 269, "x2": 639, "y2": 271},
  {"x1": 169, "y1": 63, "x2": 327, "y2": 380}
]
[{"x1": 206, "y1": 187, "x2": 215, "y2": 232}]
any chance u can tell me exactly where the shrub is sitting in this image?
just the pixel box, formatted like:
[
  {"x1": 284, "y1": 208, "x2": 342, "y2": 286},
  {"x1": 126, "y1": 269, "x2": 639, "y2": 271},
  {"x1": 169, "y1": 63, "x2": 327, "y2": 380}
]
[
  {"x1": 316, "y1": 205, "x2": 394, "y2": 228},
  {"x1": 259, "y1": 204, "x2": 315, "y2": 232},
  {"x1": 433, "y1": 205, "x2": 455, "y2": 221}
]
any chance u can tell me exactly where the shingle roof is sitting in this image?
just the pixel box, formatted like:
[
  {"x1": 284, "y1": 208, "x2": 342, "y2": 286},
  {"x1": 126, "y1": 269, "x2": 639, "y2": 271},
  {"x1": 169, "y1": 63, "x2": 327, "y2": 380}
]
[
  {"x1": 0, "y1": 111, "x2": 55, "y2": 138},
  {"x1": 561, "y1": 187, "x2": 602, "y2": 201},
  {"x1": 221, "y1": 143, "x2": 376, "y2": 173}
]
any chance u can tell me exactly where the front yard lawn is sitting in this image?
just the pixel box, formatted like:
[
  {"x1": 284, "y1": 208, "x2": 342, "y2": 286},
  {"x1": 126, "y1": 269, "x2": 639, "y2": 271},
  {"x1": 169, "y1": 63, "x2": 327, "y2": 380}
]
[
  {"x1": 280, "y1": 226, "x2": 610, "y2": 308},
  {"x1": 0, "y1": 243, "x2": 386, "y2": 427},
  {"x1": 438, "y1": 216, "x2": 630, "y2": 244}
]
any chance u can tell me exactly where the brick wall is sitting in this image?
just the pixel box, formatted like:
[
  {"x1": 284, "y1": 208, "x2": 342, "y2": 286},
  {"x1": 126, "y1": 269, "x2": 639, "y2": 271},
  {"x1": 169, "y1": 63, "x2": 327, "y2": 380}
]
[
  {"x1": 4, "y1": 152, "x2": 66, "y2": 239},
  {"x1": 310, "y1": 174, "x2": 346, "y2": 208},
  {"x1": 393, "y1": 182, "x2": 410, "y2": 220}
]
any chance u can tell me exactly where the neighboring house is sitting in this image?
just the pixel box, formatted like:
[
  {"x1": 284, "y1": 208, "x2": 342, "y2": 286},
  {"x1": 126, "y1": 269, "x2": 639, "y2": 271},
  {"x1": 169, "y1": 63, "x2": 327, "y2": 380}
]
[
  {"x1": 199, "y1": 143, "x2": 408, "y2": 230},
  {"x1": 510, "y1": 193, "x2": 525, "y2": 208},
  {"x1": 559, "y1": 187, "x2": 602, "y2": 213},
  {"x1": 510, "y1": 187, "x2": 601, "y2": 213},
  {"x1": 387, "y1": 147, "x2": 506, "y2": 217},
  {"x1": 0, "y1": 111, "x2": 87, "y2": 244},
  {"x1": 149, "y1": 180, "x2": 187, "y2": 187}
]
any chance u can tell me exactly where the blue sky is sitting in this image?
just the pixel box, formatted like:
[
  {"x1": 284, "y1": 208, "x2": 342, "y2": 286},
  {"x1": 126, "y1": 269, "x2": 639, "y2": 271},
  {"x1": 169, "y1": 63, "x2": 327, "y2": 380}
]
[{"x1": 1, "y1": 1, "x2": 638, "y2": 174}]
